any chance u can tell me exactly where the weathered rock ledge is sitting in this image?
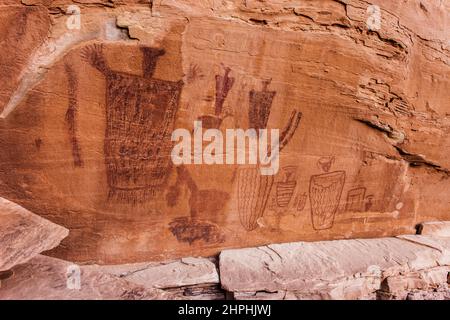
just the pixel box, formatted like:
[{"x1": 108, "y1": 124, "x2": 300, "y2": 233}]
[
  {"x1": 1, "y1": 219, "x2": 449, "y2": 300},
  {"x1": 0, "y1": 197, "x2": 68, "y2": 272},
  {"x1": 220, "y1": 234, "x2": 450, "y2": 300}
]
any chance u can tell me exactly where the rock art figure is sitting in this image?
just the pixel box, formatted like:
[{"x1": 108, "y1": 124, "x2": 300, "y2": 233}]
[
  {"x1": 197, "y1": 65, "x2": 235, "y2": 129},
  {"x1": 276, "y1": 166, "x2": 297, "y2": 208},
  {"x1": 346, "y1": 187, "x2": 367, "y2": 212},
  {"x1": 169, "y1": 217, "x2": 224, "y2": 245},
  {"x1": 270, "y1": 166, "x2": 299, "y2": 230},
  {"x1": 248, "y1": 79, "x2": 276, "y2": 131},
  {"x1": 317, "y1": 155, "x2": 335, "y2": 173},
  {"x1": 365, "y1": 195, "x2": 374, "y2": 212},
  {"x1": 166, "y1": 165, "x2": 227, "y2": 245},
  {"x1": 309, "y1": 157, "x2": 346, "y2": 230},
  {"x1": 64, "y1": 63, "x2": 83, "y2": 167},
  {"x1": 278, "y1": 109, "x2": 302, "y2": 151},
  {"x1": 140, "y1": 47, "x2": 165, "y2": 79},
  {"x1": 82, "y1": 44, "x2": 183, "y2": 204},
  {"x1": 215, "y1": 65, "x2": 235, "y2": 117},
  {"x1": 237, "y1": 80, "x2": 302, "y2": 231},
  {"x1": 237, "y1": 166, "x2": 274, "y2": 231},
  {"x1": 295, "y1": 192, "x2": 308, "y2": 213},
  {"x1": 186, "y1": 63, "x2": 204, "y2": 84}
]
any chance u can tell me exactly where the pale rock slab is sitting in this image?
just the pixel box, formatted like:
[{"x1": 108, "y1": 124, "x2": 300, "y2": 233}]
[
  {"x1": 0, "y1": 197, "x2": 69, "y2": 272},
  {"x1": 379, "y1": 266, "x2": 450, "y2": 300},
  {"x1": 0, "y1": 255, "x2": 171, "y2": 300},
  {"x1": 219, "y1": 236, "x2": 450, "y2": 300},
  {"x1": 396, "y1": 235, "x2": 450, "y2": 266},
  {"x1": 418, "y1": 221, "x2": 450, "y2": 237},
  {"x1": 406, "y1": 288, "x2": 450, "y2": 300},
  {"x1": 90, "y1": 257, "x2": 224, "y2": 300}
]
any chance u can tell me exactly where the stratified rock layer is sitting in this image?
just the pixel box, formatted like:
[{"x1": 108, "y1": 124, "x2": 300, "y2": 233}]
[
  {"x1": 0, "y1": 1, "x2": 448, "y2": 263},
  {"x1": 0, "y1": 197, "x2": 68, "y2": 272},
  {"x1": 90, "y1": 257, "x2": 224, "y2": 299},
  {"x1": 0, "y1": 225, "x2": 449, "y2": 300},
  {"x1": 0, "y1": 255, "x2": 171, "y2": 300},
  {"x1": 219, "y1": 235, "x2": 450, "y2": 300}
]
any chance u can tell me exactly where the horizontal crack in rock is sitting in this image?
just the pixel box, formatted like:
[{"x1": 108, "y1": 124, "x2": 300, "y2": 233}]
[{"x1": 394, "y1": 146, "x2": 449, "y2": 174}]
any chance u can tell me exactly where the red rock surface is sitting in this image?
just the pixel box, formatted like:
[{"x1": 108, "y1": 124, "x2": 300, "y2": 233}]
[
  {"x1": 0, "y1": 222, "x2": 448, "y2": 300},
  {"x1": 0, "y1": 1, "x2": 448, "y2": 264},
  {"x1": 0, "y1": 255, "x2": 171, "y2": 300},
  {"x1": 0, "y1": 197, "x2": 68, "y2": 272}
]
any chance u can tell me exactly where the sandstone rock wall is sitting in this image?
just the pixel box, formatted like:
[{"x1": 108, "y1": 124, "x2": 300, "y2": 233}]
[
  {"x1": 2, "y1": 228, "x2": 449, "y2": 300},
  {"x1": 0, "y1": 0, "x2": 448, "y2": 263}
]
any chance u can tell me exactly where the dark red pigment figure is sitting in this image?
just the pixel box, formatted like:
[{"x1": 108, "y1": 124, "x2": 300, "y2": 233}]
[
  {"x1": 64, "y1": 63, "x2": 84, "y2": 167},
  {"x1": 248, "y1": 79, "x2": 276, "y2": 131},
  {"x1": 167, "y1": 165, "x2": 228, "y2": 245},
  {"x1": 237, "y1": 79, "x2": 302, "y2": 231},
  {"x1": 309, "y1": 156, "x2": 346, "y2": 230},
  {"x1": 82, "y1": 44, "x2": 183, "y2": 203},
  {"x1": 197, "y1": 65, "x2": 235, "y2": 129}
]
